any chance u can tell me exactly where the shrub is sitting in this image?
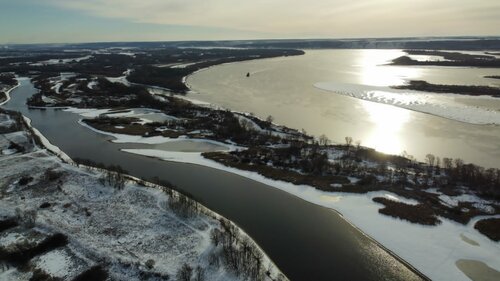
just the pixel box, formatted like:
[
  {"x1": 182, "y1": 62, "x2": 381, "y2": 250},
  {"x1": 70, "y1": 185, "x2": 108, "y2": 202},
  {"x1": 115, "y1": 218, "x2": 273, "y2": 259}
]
[
  {"x1": 15, "y1": 208, "x2": 37, "y2": 228},
  {"x1": 73, "y1": 265, "x2": 108, "y2": 281},
  {"x1": 44, "y1": 169, "x2": 62, "y2": 181},
  {"x1": 145, "y1": 259, "x2": 155, "y2": 269},
  {"x1": 193, "y1": 266, "x2": 206, "y2": 281},
  {"x1": 0, "y1": 218, "x2": 18, "y2": 232},
  {"x1": 39, "y1": 202, "x2": 51, "y2": 209},
  {"x1": 474, "y1": 218, "x2": 500, "y2": 241},
  {"x1": 18, "y1": 176, "x2": 33, "y2": 186},
  {"x1": 176, "y1": 263, "x2": 193, "y2": 281}
]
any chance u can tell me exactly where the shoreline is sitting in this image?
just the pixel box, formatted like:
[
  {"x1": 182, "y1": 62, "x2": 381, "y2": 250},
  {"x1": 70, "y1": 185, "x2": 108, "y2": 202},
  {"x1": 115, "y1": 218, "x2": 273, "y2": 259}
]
[
  {"x1": 0, "y1": 81, "x2": 21, "y2": 106},
  {"x1": 183, "y1": 54, "x2": 298, "y2": 95}
]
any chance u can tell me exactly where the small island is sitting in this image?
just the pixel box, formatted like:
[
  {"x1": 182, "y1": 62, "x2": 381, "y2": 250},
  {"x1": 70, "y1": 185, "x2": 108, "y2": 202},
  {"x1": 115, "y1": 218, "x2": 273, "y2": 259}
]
[
  {"x1": 392, "y1": 80, "x2": 500, "y2": 97},
  {"x1": 391, "y1": 50, "x2": 500, "y2": 68}
]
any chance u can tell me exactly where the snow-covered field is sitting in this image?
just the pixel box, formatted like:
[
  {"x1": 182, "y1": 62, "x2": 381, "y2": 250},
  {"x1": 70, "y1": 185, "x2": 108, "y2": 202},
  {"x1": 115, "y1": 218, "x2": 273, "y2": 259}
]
[
  {"x1": 30, "y1": 55, "x2": 92, "y2": 66},
  {"x1": 0, "y1": 112, "x2": 286, "y2": 281},
  {"x1": 314, "y1": 82, "x2": 500, "y2": 125},
  {"x1": 105, "y1": 69, "x2": 132, "y2": 86},
  {"x1": 121, "y1": 148, "x2": 500, "y2": 281}
]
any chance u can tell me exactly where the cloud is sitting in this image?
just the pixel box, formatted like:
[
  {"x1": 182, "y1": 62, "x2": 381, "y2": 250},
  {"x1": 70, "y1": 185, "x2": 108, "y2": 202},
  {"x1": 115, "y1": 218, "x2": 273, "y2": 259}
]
[{"x1": 46, "y1": 0, "x2": 500, "y2": 37}]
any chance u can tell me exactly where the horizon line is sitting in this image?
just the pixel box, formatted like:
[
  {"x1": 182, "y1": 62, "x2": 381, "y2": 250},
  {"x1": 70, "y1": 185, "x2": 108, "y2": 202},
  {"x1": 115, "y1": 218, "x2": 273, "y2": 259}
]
[{"x1": 3, "y1": 35, "x2": 500, "y2": 47}]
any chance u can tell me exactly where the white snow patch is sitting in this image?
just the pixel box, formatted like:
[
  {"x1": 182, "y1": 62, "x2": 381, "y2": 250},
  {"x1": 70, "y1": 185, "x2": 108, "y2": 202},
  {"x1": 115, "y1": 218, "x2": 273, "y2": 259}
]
[
  {"x1": 34, "y1": 249, "x2": 74, "y2": 278},
  {"x1": 64, "y1": 107, "x2": 111, "y2": 118},
  {"x1": 87, "y1": 80, "x2": 98, "y2": 89},
  {"x1": 439, "y1": 193, "x2": 496, "y2": 213}
]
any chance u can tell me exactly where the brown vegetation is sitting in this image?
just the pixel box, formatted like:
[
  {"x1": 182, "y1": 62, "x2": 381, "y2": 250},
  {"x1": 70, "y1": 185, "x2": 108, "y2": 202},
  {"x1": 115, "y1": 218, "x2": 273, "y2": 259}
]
[
  {"x1": 203, "y1": 151, "x2": 352, "y2": 192},
  {"x1": 372, "y1": 197, "x2": 441, "y2": 225},
  {"x1": 474, "y1": 218, "x2": 500, "y2": 242},
  {"x1": 485, "y1": 75, "x2": 500, "y2": 80},
  {"x1": 391, "y1": 50, "x2": 500, "y2": 67},
  {"x1": 392, "y1": 80, "x2": 500, "y2": 97}
]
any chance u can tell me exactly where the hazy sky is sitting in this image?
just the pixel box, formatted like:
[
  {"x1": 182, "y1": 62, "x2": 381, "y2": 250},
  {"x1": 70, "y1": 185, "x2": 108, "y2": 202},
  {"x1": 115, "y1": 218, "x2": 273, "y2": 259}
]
[{"x1": 1, "y1": 0, "x2": 499, "y2": 44}]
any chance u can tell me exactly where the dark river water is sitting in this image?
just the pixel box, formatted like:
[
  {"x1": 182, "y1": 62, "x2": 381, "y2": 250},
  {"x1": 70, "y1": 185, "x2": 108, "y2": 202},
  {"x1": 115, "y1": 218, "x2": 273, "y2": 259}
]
[{"x1": 4, "y1": 78, "x2": 425, "y2": 281}]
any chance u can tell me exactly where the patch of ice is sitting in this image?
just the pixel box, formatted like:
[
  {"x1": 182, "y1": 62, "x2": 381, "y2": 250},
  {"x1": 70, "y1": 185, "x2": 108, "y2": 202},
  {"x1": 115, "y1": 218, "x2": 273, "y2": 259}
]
[{"x1": 314, "y1": 82, "x2": 500, "y2": 125}]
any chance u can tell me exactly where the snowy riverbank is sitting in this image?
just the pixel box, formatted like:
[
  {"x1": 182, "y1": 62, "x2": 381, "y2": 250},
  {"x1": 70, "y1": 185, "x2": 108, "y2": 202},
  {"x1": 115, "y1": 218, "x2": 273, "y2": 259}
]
[{"x1": 120, "y1": 148, "x2": 500, "y2": 281}]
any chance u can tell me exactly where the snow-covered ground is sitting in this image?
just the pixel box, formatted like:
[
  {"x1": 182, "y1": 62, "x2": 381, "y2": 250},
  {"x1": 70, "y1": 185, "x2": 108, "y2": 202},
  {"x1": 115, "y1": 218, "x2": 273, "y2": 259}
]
[
  {"x1": 314, "y1": 82, "x2": 500, "y2": 125},
  {"x1": 105, "y1": 69, "x2": 132, "y2": 86},
  {"x1": 171, "y1": 62, "x2": 199, "y2": 69},
  {"x1": 30, "y1": 55, "x2": 92, "y2": 66},
  {"x1": 438, "y1": 193, "x2": 496, "y2": 214},
  {"x1": 101, "y1": 108, "x2": 179, "y2": 124},
  {"x1": 121, "y1": 148, "x2": 500, "y2": 281},
  {"x1": 0, "y1": 111, "x2": 287, "y2": 281}
]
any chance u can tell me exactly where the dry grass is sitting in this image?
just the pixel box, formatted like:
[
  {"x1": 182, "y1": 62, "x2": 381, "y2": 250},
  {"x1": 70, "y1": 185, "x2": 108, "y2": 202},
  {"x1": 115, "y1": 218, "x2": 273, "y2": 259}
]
[
  {"x1": 474, "y1": 218, "x2": 500, "y2": 242},
  {"x1": 372, "y1": 197, "x2": 441, "y2": 226}
]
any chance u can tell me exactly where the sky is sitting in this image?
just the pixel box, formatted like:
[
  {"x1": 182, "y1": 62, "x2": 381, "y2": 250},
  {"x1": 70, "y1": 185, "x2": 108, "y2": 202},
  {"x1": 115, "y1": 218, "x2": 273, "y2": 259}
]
[{"x1": 0, "y1": 0, "x2": 499, "y2": 44}]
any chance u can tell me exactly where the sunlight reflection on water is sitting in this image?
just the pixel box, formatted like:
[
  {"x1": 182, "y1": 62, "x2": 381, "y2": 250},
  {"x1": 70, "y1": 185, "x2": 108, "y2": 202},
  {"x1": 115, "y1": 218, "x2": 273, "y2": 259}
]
[
  {"x1": 362, "y1": 101, "x2": 411, "y2": 155},
  {"x1": 356, "y1": 50, "x2": 423, "y2": 86}
]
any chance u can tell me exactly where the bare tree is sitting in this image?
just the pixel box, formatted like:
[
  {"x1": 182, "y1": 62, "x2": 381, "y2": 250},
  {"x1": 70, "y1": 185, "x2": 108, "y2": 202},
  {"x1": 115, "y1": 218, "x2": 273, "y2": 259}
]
[
  {"x1": 193, "y1": 266, "x2": 206, "y2": 281},
  {"x1": 318, "y1": 134, "x2": 330, "y2": 146},
  {"x1": 425, "y1": 154, "x2": 436, "y2": 167},
  {"x1": 345, "y1": 136, "x2": 353, "y2": 147},
  {"x1": 355, "y1": 140, "x2": 361, "y2": 150},
  {"x1": 176, "y1": 263, "x2": 193, "y2": 281},
  {"x1": 443, "y1": 157, "x2": 453, "y2": 171}
]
